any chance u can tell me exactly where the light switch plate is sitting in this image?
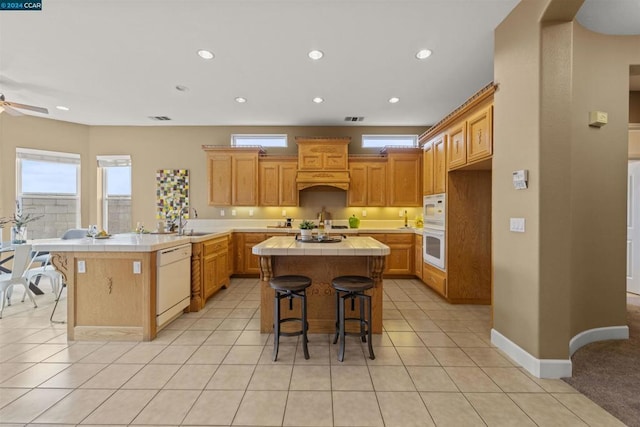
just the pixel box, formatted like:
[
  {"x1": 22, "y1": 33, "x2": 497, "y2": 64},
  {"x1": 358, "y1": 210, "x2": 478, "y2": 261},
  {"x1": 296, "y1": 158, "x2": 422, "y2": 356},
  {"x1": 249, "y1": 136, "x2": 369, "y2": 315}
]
[{"x1": 510, "y1": 218, "x2": 525, "y2": 232}]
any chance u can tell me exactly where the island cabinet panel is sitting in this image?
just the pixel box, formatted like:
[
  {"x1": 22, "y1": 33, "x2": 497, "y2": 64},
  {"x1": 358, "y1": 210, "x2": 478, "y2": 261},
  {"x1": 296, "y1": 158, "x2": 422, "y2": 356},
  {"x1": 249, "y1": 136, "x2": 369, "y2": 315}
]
[
  {"x1": 191, "y1": 235, "x2": 230, "y2": 311},
  {"x1": 386, "y1": 149, "x2": 422, "y2": 206},
  {"x1": 235, "y1": 233, "x2": 266, "y2": 275},
  {"x1": 52, "y1": 251, "x2": 154, "y2": 341},
  {"x1": 204, "y1": 147, "x2": 261, "y2": 206},
  {"x1": 347, "y1": 158, "x2": 386, "y2": 206},
  {"x1": 259, "y1": 158, "x2": 298, "y2": 206}
]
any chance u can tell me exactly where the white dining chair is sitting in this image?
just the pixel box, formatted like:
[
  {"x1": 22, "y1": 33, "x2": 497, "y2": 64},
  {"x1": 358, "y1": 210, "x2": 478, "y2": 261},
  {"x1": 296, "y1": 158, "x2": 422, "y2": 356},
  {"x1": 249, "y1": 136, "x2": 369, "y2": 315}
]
[{"x1": 0, "y1": 244, "x2": 38, "y2": 319}]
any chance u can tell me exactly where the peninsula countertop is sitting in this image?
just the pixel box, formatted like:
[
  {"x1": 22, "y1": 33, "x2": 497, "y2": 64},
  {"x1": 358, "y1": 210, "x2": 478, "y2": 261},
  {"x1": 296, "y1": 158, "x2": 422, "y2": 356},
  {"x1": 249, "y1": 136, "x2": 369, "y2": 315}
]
[
  {"x1": 30, "y1": 233, "x2": 194, "y2": 252},
  {"x1": 252, "y1": 235, "x2": 390, "y2": 256}
]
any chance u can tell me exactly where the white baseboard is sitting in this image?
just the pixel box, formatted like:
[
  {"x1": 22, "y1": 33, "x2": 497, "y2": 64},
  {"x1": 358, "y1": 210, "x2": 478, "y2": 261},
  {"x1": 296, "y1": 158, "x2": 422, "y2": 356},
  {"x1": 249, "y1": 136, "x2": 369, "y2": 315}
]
[
  {"x1": 492, "y1": 325, "x2": 630, "y2": 378},
  {"x1": 569, "y1": 325, "x2": 629, "y2": 355},
  {"x1": 491, "y1": 329, "x2": 572, "y2": 378}
]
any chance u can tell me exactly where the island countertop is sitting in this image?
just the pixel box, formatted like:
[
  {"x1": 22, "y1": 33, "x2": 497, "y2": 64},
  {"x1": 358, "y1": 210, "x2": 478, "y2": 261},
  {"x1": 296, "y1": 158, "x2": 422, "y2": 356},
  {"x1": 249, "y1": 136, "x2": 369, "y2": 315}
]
[
  {"x1": 30, "y1": 233, "x2": 194, "y2": 252},
  {"x1": 252, "y1": 235, "x2": 390, "y2": 256}
]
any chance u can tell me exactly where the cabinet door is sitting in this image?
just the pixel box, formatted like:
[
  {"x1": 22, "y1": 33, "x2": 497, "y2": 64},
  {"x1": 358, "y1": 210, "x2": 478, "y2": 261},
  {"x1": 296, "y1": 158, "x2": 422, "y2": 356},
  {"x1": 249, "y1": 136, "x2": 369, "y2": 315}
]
[
  {"x1": 279, "y1": 161, "x2": 298, "y2": 206},
  {"x1": 467, "y1": 105, "x2": 493, "y2": 163},
  {"x1": 367, "y1": 163, "x2": 387, "y2": 206},
  {"x1": 387, "y1": 153, "x2": 422, "y2": 206},
  {"x1": 208, "y1": 153, "x2": 232, "y2": 206},
  {"x1": 203, "y1": 254, "x2": 217, "y2": 299},
  {"x1": 348, "y1": 163, "x2": 368, "y2": 206},
  {"x1": 386, "y1": 234, "x2": 413, "y2": 275},
  {"x1": 233, "y1": 154, "x2": 258, "y2": 206},
  {"x1": 423, "y1": 141, "x2": 434, "y2": 196},
  {"x1": 259, "y1": 161, "x2": 279, "y2": 206},
  {"x1": 447, "y1": 122, "x2": 467, "y2": 170},
  {"x1": 433, "y1": 135, "x2": 447, "y2": 194},
  {"x1": 215, "y1": 250, "x2": 229, "y2": 290},
  {"x1": 242, "y1": 233, "x2": 265, "y2": 275}
]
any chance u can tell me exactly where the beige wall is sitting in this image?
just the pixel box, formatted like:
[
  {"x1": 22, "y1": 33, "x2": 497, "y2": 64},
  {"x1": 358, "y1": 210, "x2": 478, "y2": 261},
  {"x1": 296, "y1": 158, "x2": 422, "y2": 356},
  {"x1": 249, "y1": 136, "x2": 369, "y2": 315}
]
[
  {"x1": 494, "y1": 0, "x2": 638, "y2": 360},
  {"x1": 1, "y1": 119, "x2": 426, "y2": 234}
]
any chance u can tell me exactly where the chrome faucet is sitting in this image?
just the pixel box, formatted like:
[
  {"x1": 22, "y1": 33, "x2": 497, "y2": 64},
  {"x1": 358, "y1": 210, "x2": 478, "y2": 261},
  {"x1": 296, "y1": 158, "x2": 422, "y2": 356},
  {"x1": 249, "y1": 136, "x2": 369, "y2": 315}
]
[{"x1": 177, "y1": 206, "x2": 188, "y2": 235}]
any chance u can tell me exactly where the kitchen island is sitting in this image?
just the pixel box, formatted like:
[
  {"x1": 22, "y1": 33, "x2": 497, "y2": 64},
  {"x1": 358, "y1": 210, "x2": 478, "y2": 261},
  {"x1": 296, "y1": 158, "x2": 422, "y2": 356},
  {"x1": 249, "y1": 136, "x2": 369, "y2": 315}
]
[
  {"x1": 252, "y1": 236, "x2": 390, "y2": 334},
  {"x1": 32, "y1": 234, "x2": 193, "y2": 342}
]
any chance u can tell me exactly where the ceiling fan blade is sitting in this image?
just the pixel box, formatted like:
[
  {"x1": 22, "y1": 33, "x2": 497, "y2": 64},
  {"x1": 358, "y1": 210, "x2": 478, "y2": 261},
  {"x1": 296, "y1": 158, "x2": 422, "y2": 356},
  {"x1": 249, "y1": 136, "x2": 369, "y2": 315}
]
[
  {"x1": 0, "y1": 104, "x2": 24, "y2": 116},
  {"x1": 7, "y1": 101, "x2": 48, "y2": 114}
]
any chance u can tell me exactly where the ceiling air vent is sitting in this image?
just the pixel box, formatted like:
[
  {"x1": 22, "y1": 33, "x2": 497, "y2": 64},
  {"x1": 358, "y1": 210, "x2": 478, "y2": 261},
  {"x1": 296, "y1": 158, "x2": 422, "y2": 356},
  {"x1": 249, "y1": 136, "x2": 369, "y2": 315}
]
[
  {"x1": 148, "y1": 116, "x2": 172, "y2": 121},
  {"x1": 344, "y1": 116, "x2": 364, "y2": 122}
]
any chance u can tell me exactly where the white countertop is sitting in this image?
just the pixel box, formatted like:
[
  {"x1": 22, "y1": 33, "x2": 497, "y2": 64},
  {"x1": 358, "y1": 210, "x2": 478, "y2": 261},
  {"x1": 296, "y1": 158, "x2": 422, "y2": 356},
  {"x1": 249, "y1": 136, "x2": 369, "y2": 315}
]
[
  {"x1": 31, "y1": 233, "x2": 194, "y2": 252},
  {"x1": 252, "y1": 236, "x2": 390, "y2": 256}
]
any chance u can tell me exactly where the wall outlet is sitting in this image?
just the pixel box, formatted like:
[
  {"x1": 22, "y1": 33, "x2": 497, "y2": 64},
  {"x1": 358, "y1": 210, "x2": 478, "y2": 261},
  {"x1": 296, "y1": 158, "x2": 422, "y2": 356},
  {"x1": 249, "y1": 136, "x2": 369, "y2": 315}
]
[
  {"x1": 133, "y1": 261, "x2": 141, "y2": 274},
  {"x1": 282, "y1": 209, "x2": 287, "y2": 217},
  {"x1": 77, "y1": 260, "x2": 86, "y2": 273},
  {"x1": 361, "y1": 210, "x2": 367, "y2": 217},
  {"x1": 399, "y1": 210, "x2": 404, "y2": 217},
  {"x1": 249, "y1": 209, "x2": 254, "y2": 217},
  {"x1": 231, "y1": 209, "x2": 237, "y2": 216},
  {"x1": 220, "y1": 210, "x2": 225, "y2": 216}
]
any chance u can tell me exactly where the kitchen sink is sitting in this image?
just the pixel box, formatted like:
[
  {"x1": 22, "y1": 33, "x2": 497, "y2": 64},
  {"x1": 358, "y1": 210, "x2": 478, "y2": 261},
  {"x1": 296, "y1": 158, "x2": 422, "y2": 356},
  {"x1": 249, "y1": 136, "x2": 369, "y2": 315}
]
[{"x1": 183, "y1": 231, "x2": 214, "y2": 236}]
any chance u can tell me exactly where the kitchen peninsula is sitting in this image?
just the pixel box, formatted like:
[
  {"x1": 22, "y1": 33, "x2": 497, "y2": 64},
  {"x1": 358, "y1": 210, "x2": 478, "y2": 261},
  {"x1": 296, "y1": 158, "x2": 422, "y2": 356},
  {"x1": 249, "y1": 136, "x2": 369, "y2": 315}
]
[
  {"x1": 32, "y1": 234, "x2": 194, "y2": 342},
  {"x1": 252, "y1": 235, "x2": 390, "y2": 334}
]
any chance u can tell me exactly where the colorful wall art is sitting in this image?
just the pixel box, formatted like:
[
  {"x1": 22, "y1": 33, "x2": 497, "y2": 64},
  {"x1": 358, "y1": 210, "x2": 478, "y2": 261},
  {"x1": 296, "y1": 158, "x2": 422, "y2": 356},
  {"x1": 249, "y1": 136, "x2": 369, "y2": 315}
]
[{"x1": 156, "y1": 169, "x2": 190, "y2": 220}]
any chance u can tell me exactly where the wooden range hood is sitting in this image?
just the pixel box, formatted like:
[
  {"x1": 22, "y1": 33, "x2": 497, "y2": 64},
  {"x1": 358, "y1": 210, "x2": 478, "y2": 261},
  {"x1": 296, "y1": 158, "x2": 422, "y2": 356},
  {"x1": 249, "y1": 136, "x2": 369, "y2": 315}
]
[{"x1": 295, "y1": 137, "x2": 351, "y2": 191}]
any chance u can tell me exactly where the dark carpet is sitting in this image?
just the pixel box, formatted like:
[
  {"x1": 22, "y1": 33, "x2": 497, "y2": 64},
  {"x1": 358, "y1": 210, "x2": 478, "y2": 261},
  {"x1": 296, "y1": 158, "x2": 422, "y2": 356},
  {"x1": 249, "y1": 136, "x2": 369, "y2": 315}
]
[{"x1": 563, "y1": 297, "x2": 640, "y2": 427}]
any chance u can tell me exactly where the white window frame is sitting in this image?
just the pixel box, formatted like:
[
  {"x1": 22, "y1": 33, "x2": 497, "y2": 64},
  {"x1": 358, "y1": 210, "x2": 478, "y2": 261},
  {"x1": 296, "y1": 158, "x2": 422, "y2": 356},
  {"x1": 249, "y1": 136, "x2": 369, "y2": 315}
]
[
  {"x1": 362, "y1": 134, "x2": 418, "y2": 148},
  {"x1": 16, "y1": 147, "x2": 82, "y2": 234},
  {"x1": 97, "y1": 155, "x2": 131, "y2": 233},
  {"x1": 231, "y1": 134, "x2": 288, "y2": 148}
]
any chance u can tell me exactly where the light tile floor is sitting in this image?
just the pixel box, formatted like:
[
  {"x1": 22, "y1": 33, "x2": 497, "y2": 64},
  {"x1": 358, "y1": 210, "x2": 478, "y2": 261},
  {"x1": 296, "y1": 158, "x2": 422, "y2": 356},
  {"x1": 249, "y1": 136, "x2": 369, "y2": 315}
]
[{"x1": 0, "y1": 277, "x2": 626, "y2": 426}]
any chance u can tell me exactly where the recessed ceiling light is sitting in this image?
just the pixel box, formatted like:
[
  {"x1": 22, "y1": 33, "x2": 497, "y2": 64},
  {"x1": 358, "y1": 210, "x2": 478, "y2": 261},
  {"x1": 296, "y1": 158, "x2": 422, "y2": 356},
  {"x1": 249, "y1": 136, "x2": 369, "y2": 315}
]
[
  {"x1": 175, "y1": 85, "x2": 189, "y2": 92},
  {"x1": 312, "y1": 97, "x2": 324, "y2": 104},
  {"x1": 235, "y1": 97, "x2": 247, "y2": 103},
  {"x1": 56, "y1": 105, "x2": 69, "y2": 111},
  {"x1": 197, "y1": 49, "x2": 214, "y2": 60},
  {"x1": 388, "y1": 97, "x2": 400, "y2": 104},
  {"x1": 308, "y1": 50, "x2": 324, "y2": 60},
  {"x1": 416, "y1": 49, "x2": 432, "y2": 60}
]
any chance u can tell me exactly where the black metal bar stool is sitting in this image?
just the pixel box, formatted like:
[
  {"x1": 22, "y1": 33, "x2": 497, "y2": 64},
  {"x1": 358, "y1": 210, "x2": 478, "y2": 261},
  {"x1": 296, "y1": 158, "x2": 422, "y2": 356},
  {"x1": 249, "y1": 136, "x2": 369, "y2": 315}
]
[
  {"x1": 331, "y1": 275, "x2": 375, "y2": 362},
  {"x1": 270, "y1": 275, "x2": 312, "y2": 361}
]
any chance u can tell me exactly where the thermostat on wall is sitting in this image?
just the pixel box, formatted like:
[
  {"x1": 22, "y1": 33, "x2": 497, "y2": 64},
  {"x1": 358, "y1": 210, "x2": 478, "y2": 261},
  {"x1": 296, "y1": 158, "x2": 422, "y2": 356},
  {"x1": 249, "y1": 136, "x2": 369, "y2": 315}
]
[{"x1": 512, "y1": 169, "x2": 528, "y2": 190}]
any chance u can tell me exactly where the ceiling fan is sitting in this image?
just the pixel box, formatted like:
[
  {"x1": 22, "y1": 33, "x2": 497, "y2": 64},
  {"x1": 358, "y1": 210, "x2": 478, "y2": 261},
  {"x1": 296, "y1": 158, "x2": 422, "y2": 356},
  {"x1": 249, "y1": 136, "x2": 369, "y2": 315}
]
[{"x1": 0, "y1": 93, "x2": 48, "y2": 116}]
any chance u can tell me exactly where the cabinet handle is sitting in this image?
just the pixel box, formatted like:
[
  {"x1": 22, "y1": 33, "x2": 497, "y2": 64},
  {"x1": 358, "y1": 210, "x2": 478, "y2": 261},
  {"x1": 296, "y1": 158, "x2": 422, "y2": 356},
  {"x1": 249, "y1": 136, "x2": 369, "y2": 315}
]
[
  {"x1": 107, "y1": 277, "x2": 113, "y2": 294},
  {"x1": 477, "y1": 129, "x2": 482, "y2": 143}
]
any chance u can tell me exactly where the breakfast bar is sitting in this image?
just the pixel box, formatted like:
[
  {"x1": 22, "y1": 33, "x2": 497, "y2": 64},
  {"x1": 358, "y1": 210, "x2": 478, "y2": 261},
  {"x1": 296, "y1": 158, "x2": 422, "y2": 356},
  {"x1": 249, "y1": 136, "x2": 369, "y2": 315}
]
[{"x1": 252, "y1": 235, "x2": 390, "y2": 334}]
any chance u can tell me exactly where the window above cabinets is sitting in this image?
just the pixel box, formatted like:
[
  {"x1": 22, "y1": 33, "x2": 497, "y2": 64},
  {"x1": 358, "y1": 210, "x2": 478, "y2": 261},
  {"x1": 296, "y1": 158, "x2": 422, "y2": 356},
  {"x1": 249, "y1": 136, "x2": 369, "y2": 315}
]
[
  {"x1": 232, "y1": 134, "x2": 287, "y2": 148},
  {"x1": 362, "y1": 134, "x2": 418, "y2": 149}
]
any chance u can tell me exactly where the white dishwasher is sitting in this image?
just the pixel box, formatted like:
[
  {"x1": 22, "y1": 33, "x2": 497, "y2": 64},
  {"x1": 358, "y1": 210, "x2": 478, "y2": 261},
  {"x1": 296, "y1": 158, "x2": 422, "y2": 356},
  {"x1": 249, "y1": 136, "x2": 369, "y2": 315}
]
[{"x1": 156, "y1": 243, "x2": 192, "y2": 330}]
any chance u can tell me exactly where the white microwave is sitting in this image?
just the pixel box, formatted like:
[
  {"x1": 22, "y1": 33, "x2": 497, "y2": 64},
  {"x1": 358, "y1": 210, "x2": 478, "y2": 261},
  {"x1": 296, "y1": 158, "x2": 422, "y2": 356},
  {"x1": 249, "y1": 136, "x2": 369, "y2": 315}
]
[{"x1": 424, "y1": 194, "x2": 445, "y2": 228}]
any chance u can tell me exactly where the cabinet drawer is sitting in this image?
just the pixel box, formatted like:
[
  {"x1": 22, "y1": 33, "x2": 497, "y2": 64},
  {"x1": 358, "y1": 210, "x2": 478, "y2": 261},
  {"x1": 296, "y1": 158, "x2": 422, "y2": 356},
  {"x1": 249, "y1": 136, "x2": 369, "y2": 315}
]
[
  {"x1": 203, "y1": 239, "x2": 227, "y2": 256},
  {"x1": 386, "y1": 234, "x2": 413, "y2": 244},
  {"x1": 423, "y1": 263, "x2": 446, "y2": 296}
]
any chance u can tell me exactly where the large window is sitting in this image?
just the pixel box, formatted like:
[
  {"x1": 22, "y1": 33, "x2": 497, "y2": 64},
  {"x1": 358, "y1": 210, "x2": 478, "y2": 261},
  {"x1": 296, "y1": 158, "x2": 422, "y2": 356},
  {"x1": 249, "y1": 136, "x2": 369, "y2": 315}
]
[
  {"x1": 98, "y1": 155, "x2": 131, "y2": 234},
  {"x1": 362, "y1": 134, "x2": 418, "y2": 148},
  {"x1": 16, "y1": 148, "x2": 81, "y2": 239},
  {"x1": 232, "y1": 134, "x2": 288, "y2": 148}
]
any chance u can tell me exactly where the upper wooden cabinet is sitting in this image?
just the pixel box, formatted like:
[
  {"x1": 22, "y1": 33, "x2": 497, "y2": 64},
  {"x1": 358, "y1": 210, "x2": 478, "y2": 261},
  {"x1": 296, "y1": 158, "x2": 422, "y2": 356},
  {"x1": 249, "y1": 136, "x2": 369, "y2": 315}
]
[
  {"x1": 386, "y1": 148, "x2": 422, "y2": 206},
  {"x1": 348, "y1": 158, "x2": 386, "y2": 206},
  {"x1": 446, "y1": 103, "x2": 493, "y2": 171},
  {"x1": 296, "y1": 137, "x2": 349, "y2": 170},
  {"x1": 422, "y1": 134, "x2": 447, "y2": 195},
  {"x1": 204, "y1": 147, "x2": 262, "y2": 206},
  {"x1": 467, "y1": 105, "x2": 493, "y2": 163},
  {"x1": 259, "y1": 157, "x2": 298, "y2": 206}
]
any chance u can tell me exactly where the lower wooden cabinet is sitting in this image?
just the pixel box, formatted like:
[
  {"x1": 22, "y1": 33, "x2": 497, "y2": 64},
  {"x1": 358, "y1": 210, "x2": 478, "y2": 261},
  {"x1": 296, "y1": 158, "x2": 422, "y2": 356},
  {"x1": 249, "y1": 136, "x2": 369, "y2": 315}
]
[
  {"x1": 235, "y1": 233, "x2": 266, "y2": 275},
  {"x1": 191, "y1": 235, "x2": 230, "y2": 311},
  {"x1": 422, "y1": 262, "x2": 447, "y2": 297},
  {"x1": 360, "y1": 233, "x2": 413, "y2": 276},
  {"x1": 414, "y1": 234, "x2": 423, "y2": 279}
]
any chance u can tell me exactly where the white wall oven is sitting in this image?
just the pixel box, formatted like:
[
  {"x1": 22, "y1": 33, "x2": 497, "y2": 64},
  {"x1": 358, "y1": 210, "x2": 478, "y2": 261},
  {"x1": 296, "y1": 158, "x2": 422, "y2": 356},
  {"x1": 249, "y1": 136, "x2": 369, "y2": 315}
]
[{"x1": 423, "y1": 194, "x2": 446, "y2": 270}]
